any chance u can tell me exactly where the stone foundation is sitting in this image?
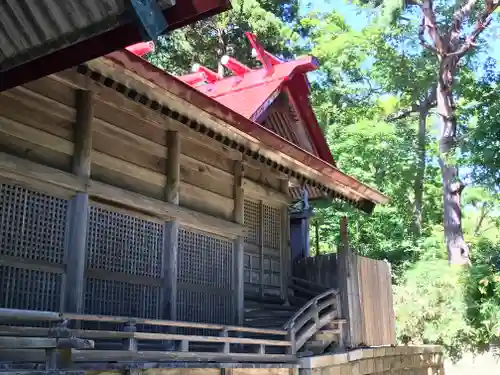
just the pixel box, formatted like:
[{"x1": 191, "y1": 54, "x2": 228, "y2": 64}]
[{"x1": 299, "y1": 346, "x2": 445, "y2": 375}]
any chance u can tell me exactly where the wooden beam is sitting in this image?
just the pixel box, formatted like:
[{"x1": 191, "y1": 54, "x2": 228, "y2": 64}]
[
  {"x1": 0, "y1": 152, "x2": 246, "y2": 237},
  {"x1": 233, "y1": 162, "x2": 244, "y2": 326},
  {"x1": 163, "y1": 131, "x2": 180, "y2": 321},
  {"x1": 65, "y1": 90, "x2": 93, "y2": 314}
]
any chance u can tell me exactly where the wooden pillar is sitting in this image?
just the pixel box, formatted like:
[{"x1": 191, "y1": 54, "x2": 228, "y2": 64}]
[
  {"x1": 233, "y1": 162, "x2": 244, "y2": 326},
  {"x1": 65, "y1": 90, "x2": 93, "y2": 313},
  {"x1": 280, "y1": 178, "x2": 290, "y2": 302},
  {"x1": 162, "y1": 130, "x2": 180, "y2": 321},
  {"x1": 259, "y1": 200, "x2": 265, "y2": 297}
]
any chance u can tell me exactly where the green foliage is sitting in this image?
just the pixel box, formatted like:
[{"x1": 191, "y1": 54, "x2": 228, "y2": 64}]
[
  {"x1": 462, "y1": 60, "x2": 500, "y2": 188},
  {"x1": 394, "y1": 260, "x2": 470, "y2": 361},
  {"x1": 147, "y1": 0, "x2": 299, "y2": 74}
]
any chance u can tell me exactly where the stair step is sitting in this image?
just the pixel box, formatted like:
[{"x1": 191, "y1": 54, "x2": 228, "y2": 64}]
[
  {"x1": 315, "y1": 329, "x2": 341, "y2": 337},
  {"x1": 303, "y1": 340, "x2": 330, "y2": 355},
  {"x1": 245, "y1": 312, "x2": 293, "y2": 320},
  {"x1": 244, "y1": 303, "x2": 297, "y2": 312}
]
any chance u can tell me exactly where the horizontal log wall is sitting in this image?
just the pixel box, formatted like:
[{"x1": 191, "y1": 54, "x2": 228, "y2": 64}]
[
  {"x1": 0, "y1": 73, "x2": 289, "y2": 222},
  {"x1": 0, "y1": 72, "x2": 291, "y2": 324}
]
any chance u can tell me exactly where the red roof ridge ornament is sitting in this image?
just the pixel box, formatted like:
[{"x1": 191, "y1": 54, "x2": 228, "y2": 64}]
[
  {"x1": 174, "y1": 32, "x2": 335, "y2": 166},
  {"x1": 246, "y1": 31, "x2": 282, "y2": 72},
  {"x1": 179, "y1": 64, "x2": 221, "y2": 86},
  {"x1": 220, "y1": 55, "x2": 252, "y2": 76},
  {"x1": 125, "y1": 41, "x2": 155, "y2": 56}
]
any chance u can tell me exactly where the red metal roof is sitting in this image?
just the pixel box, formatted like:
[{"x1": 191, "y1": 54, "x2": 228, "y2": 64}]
[
  {"x1": 177, "y1": 33, "x2": 335, "y2": 165},
  {"x1": 99, "y1": 49, "x2": 389, "y2": 211}
]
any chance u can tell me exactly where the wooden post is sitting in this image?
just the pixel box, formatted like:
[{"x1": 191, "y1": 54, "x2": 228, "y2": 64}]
[
  {"x1": 65, "y1": 90, "x2": 93, "y2": 314},
  {"x1": 162, "y1": 130, "x2": 180, "y2": 322},
  {"x1": 280, "y1": 178, "x2": 290, "y2": 302},
  {"x1": 233, "y1": 162, "x2": 244, "y2": 326},
  {"x1": 259, "y1": 200, "x2": 265, "y2": 297}
]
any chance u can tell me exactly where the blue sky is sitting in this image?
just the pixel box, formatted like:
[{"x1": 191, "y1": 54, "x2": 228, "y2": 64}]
[{"x1": 299, "y1": 0, "x2": 500, "y2": 64}]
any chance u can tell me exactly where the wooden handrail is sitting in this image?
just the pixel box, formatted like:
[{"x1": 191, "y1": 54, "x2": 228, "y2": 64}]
[
  {"x1": 0, "y1": 307, "x2": 295, "y2": 366},
  {"x1": 0, "y1": 308, "x2": 286, "y2": 336},
  {"x1": 283, "y1": 289, "x2": 340, "y2": 352}
]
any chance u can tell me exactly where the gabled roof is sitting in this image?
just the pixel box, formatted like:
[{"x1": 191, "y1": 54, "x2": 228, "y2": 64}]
[
  {"x1": 178, "y1": 33, "x2": 335, "y2": 165},
  {"x1": 79, "y1": 45, "x2": 388, "y2": 213}
]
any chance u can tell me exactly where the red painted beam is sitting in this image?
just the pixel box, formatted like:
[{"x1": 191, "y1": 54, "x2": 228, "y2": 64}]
[{"x1": 0, "y1": 0, "x2": 231, "y2": 92}]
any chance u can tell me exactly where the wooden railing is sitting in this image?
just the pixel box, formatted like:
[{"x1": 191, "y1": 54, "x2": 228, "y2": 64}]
[
  {"x1": 0, "y1": 308, "x2": 296, "y2": 369},
  {"x1": 283, "y1": 288, "x2": 342, "y2": 352}
]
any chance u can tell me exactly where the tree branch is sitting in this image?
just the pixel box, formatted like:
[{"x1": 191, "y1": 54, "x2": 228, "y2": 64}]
[
  {"x1": 450, "y1": 0, "x2": 479, "y2": 39},
  {"x1": 386, "y1": 87, "x2": 437, "y2": 122},
  {"x1": 420, "y1": 0, "x2": 445, "y2": 52},
  {"x1": 419, "y1": 16, "x2": 439, "y2": 53},
  {"x1": 449, "y1": 0, "x2": 500, "y2": 58}
]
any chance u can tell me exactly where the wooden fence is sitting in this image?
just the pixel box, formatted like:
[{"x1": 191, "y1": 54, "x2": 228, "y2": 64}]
[
  {"x1": 355, "y1": 255, "x2": 396, "y2": 346},
  {"x1": 293, "y1": 218, "x2": 396, "y2": 347}
]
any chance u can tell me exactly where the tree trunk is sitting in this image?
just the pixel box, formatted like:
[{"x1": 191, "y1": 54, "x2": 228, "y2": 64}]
[
  {"x1": 436, "y1": 60, "x2": 469, "y2": 265},
  {"x1": 412, "y1": 106, "x2": 428, "y2": 237}
]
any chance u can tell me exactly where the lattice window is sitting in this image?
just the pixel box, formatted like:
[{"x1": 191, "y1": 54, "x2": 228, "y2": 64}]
[
  {"x1": 263, "y1": 204, "x2": 281, "y2": 250},
  {"x1": 84, "y1": 278, "x2": 161, "y2": 319},
  {"x1": 0, "y1": 184, "x2": 67, "y2": 264},
  {"x1": 0, "y1": 265, "x2": 62, "y2": 311},
  {"x1": 86, "y1": 206, "x2": 163, "y2": 278},
  {"x1": 178, "y1": 228, "x2": 233, "y2": 289},
  {"x1": 243, "y1": 199, "x2": 260, "y2": 245}
]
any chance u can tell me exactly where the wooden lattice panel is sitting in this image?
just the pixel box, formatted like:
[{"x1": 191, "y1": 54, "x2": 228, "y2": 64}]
[
  {"x1": 263, "y1": 203, "x2": 281, "y2": 250},
  {"x1": 0, "y1": 266, "x2": 63, "y2": 311},
  {"x1": 178, "y1": 228, "x2": 233, "y2": 289},
  {"x1": 177, "y1": 289, "x2": 233, "y2": 326},
  {"x1": 86, "y1": 205, "x2": 164, "y2": 278},
  {"x1": 243, "y1": 199, "x2": 260, "y2": 245},
  {"x1": 0, "y1": 184, "x2": 67, "y2": 264},
  {"x1": 177, "y1": 227, "x2": 234, "y2": 326},
  {"x1": 83, "y1": 277, "x2": 162, "y2": 319},
  {"x1": 0, "y1": 184, "x2": 66, "y2": 311}
]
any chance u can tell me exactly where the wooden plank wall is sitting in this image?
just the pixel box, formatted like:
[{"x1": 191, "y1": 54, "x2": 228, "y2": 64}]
[
  {"x1": 292, "y1": 254, "x2": 338, "y2": 289},
  {"x1": 294, "y1": 250, "x2": 396, "y2": 347},
  {"x1": 0, "y1": 71, "x2": 292, "y2": 323},
  {"x1": 356, "y1": 255, "x2": 396, "y2": 346},
  {"x1": 0, "y1": 72, "x2": 289, "y2": 224}
]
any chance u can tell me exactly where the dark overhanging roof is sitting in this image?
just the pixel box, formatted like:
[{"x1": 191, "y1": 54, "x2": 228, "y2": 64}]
[{"x1": 0, "y1": 0, "x2": 231, "y2": 92}]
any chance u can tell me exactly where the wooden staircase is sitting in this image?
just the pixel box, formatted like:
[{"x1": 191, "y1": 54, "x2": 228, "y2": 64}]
[{"x1": 244, "y1": 277, "x2": 346, "y2": 356}]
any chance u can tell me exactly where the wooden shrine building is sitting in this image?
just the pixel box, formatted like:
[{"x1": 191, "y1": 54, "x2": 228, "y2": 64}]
[{"x1": 0, "y1": 34, "x2": 389, "y2": 369}]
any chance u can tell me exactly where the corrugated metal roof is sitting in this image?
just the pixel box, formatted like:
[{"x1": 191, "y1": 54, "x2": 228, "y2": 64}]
[{"x1": 0, "y1": 0, "x2": 175, "y2": 72}]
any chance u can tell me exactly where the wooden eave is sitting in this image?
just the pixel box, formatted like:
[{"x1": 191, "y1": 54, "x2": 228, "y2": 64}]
[
  {"x1": 74, "y1": 50, "x2": 389, "y2": 213},
  {"x1": 0, "y1": 0, "x2": 231, "y2": 92}
]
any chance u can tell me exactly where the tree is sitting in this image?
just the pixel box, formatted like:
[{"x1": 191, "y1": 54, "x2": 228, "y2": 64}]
[
  {"x1": 462, "y1": 59, "x2": 500, "y2": 188},
  {"x1": 364, "y1": 0, "x2": 499, "y2": 264},
  {"x1": 147, "y1": 0, "x2": 300, "y2": 75}
]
